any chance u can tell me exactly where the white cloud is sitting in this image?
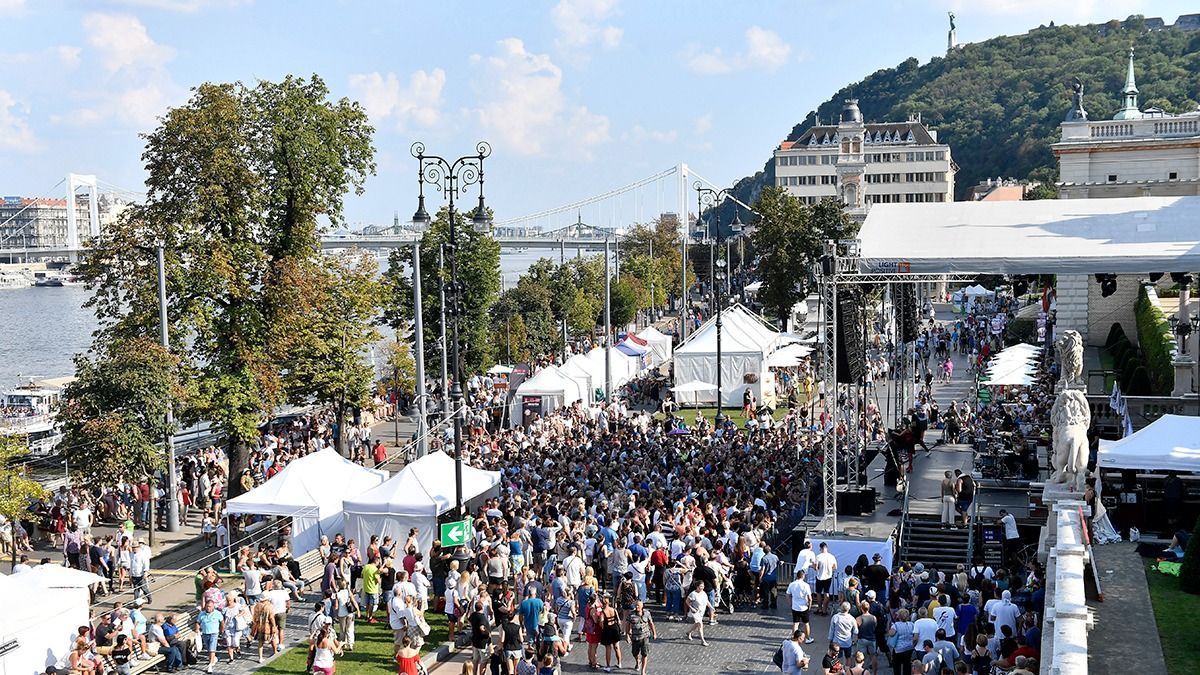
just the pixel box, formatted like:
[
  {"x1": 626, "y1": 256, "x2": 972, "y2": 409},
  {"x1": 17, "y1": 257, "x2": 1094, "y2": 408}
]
[
  {"x1": 64, "y1": 14, "x2": 180, "y2": 128},
  {"x1": 552, "y1": 0, "x2": 623, "y2": 51},
  {"x1": 685, "y1": 26, "x2": 792, "y2": 75},
  {"x1": 349, "y1": 69, "x2": 445, "y2": 130},
  {"x1": 84, "y1": 13, "x2": 175, "y2": 73},
  {"x1": 56, "y1": 45, "x2": 82, "y2": 68},
  {"x1": 625, "y1": 125, "x2": 678, "y2": 144},
  {"x1": 0, "y1": 89, "x2": 40, "y2": 152},
  {"x1": 472, "y1": 38, "x2": 610, "y2": 157},
  {"x1": 0, "y1": 0, "x2": 24, "y2": 14},
  {"x1": 693, "y1": 113, "x2": 713, "y2": 134}
]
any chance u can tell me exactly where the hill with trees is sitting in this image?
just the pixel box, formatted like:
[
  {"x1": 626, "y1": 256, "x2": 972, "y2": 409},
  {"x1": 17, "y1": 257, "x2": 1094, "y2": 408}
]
[{"x1": 725, "y1": 15, "x2": 1200, "y2": 211}]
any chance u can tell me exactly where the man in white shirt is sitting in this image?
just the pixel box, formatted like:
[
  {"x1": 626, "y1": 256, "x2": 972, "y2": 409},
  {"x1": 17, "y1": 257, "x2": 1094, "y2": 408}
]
[
  {"x1": 999, "y1": 510, "x2": 1020, "y2": 566},
  {"x1": 11, "y1": 554, "x2": 31, "y2": 574},
  {"x1": 562, "y1": 545, "x2": 586, "y2": 593},
  {"x1": 264, "y1": 578, "x2": 292, "y2": 646},
  {"x1": 813, "y1": 542, "x2": 838, "y2": 615},
  {"x1": 913, "y1": 607, "x2": 938, "y2": 648},
  {"x1": 932, "y1": 594, "x2": 956, "y2": 639},
  {"x1": 795, "y1": 541, "x2": 816, "y2": 574},
  {"x1": 780, "y1": 629, "x2": 811, "y2": 675},
  {"x1": 130, "y1": 540, "x2": 152, "y2": 604},
  {"x1": 988, "y1": 590, "x2": 1022, "y2": 637},
  {"x1": 785, "y1": 568, "x2": 814, "y2": 643}
]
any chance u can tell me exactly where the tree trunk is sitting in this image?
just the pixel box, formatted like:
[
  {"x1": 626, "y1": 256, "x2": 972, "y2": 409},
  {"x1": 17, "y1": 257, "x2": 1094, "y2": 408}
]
[
  {"x1": 334, "y1": 403, "x2": 346, "y2": 457},
  {"x1": 226, "y1": 439, "x2": 251, "y2": 499}
]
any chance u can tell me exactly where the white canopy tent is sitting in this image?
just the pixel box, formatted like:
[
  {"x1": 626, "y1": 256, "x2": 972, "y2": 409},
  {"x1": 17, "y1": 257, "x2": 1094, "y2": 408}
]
[
  {"x1": 507, "y1": 365, "x2": 585, "y2": 427},
  {"x1": 674, "y1": 304, "x2": 781, "y2": 406},
  {"x1": 342, "y1": 450, "x2": 502, "y2": 554},
  {"x1": 0, "y1": 566, "x2": 106, "y2": 675},
  {"x1": 857, "y1": 196, "x2": 1200, "y2": 275},
  {"x1": 766, "y1": 342, "x2": 814, "y2": 368},
  {"x1": 982, "y1": 343, "x2": 1042, "y2": 386},
  {"x1": 585, "y1": 346, "x2": 641, "y2": 398},
  {"x1": 225, "y1": 448, "x2": 388, "y2": 553},
  {"x1": 1098, "y1": 414, "x2": 1200, "y2": 472},
  {"x1": 636, "y1": 325, "x2": 674, "y2": 366},
  {"x1": 560, "y1": 356, "x2": 595, "y2": 404}
]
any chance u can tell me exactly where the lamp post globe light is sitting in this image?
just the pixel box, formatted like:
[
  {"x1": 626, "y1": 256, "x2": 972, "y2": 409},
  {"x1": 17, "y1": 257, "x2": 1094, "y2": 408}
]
[
  {"x1": 1168, "y1": 312, "x2": 1200, "y2": 355},
  {"x1": 411, "y1": 141, "x2": 493, "y2": 519},
  {"x1": 694, "y1": 182, "x2": 742, "y2": 425}
]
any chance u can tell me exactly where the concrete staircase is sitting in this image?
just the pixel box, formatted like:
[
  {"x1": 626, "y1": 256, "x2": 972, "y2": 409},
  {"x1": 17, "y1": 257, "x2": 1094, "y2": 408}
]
[{"x1": 900, "y1": 514, "x2": 971, "y2": 570}]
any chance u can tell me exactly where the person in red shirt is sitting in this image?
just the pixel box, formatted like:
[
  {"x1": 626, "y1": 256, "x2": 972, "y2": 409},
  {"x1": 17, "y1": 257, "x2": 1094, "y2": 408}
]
[{"x1": 372, "y1": 440, "x2": 387, "y2": 466}]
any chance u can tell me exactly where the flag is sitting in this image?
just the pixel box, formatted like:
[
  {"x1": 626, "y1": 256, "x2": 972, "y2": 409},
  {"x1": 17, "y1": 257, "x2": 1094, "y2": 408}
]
[
  {"x1": 1123, "y1": 413, "x2": 1134, "y2": 438},
  {"x1": 1109, "y1": 382, "x2": 1121, "y2": 411}
]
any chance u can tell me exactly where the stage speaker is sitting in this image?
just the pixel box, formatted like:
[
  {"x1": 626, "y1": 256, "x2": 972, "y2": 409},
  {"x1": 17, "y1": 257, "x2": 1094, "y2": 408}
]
[
  {"x1": 836, "y1": 291, "x2": 865, "y2": 384},
  {"x1": 895, "y1": 284, "x2": 918, "y2": 343},
  {"x1": 859, "y1": 486, "x2": 878, "y2": 515},
  {"x1": 790, "y1": 525, "x2": 807, "y2": 556}
]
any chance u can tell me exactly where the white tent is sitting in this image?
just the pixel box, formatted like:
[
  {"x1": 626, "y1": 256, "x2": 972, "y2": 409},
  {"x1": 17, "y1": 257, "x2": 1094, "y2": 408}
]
[
  {"x1": 561, "y1": 356, "x2": 595, "y2": 405},
  {"x1": 637, "y1": 326, "x2": 674, "y2": 366},
  {"x1": 674, "y1": 304, "x2": 781, "y2": 406},
  {"x1": 1097, "y1": 414, "x2": 1200, "y2": 472},
  {"x1": 963, "y1": 284, "x2": 995, "y2": 297},
  {"x1": 225, "y1": 448, "x2": 388, "y2": 553},
  {"x1": 982, "y1": 343, "x2": 1042, "y2": 386},
  {"x1": 0, "y1": 566, "x2": 106, "y2": 675},
  {"x1": 585, "y1": 346, "x2": 640, "y2": 397},
  {"x1": 507, "y1": 365, "x2": 585, "y2": 427},
  {"x1": 342, "y1": 450, "x2": 502, "y2": 554},
  {"x1": 858, "y1": 196, "x2": 1200, "y2": 275},
  {"x1": 766, "y1": 342, "x2": 814, "y2": 368}
]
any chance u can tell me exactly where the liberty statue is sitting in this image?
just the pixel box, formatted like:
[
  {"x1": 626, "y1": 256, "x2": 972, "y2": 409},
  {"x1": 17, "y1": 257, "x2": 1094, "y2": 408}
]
[{"x1": 947, "y1": 12, "x2": 957, "y2": 53}]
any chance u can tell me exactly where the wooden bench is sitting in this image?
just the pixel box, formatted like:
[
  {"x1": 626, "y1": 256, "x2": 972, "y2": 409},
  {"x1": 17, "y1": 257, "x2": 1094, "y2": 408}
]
[
  {"x1": 97, "y1": 638, "x2": 164, "y2": 674},
  {"x1": 294, "y1": 548, "x2": 326, "y2": 592}
]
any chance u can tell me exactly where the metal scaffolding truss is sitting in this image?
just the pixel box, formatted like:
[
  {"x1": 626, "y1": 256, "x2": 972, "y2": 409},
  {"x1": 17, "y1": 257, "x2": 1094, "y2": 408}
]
[{"x1": 816, "y1": 244, "x2": 976, "y2": 533}]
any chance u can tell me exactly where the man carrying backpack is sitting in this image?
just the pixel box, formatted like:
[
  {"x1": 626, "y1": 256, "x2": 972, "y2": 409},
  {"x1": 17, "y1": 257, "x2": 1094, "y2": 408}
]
[{"x1": 776, "y1": 629, "x2": 809, "y2": 674}]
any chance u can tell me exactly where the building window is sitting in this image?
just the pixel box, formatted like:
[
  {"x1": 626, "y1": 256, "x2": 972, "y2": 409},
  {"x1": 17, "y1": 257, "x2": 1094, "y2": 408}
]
[
  {"x1": 1169, "y1": 172, "x2": 1178, "y2": 180},
  {"x1": 1107, "y1": 174, "x2": 1117, "y2": 182}
]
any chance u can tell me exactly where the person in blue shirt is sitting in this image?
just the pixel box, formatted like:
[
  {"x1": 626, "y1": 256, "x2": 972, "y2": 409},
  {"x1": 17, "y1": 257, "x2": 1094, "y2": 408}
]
[
  {"x1": 194, "y1": 598, "x2": 224, "y2": 674},
  {"x1": 517, "y1": 586, "x2": 544, "y2": 645}
]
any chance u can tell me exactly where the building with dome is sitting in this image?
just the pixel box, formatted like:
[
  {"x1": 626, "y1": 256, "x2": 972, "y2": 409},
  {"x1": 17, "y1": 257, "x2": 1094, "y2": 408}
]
[{"x1": 772, "y1": 99, "x2": 956, "y2": 221}]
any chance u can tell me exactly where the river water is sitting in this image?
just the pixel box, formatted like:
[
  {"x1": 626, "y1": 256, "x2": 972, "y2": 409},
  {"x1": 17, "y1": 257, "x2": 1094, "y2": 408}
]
[{"x1": 0, "y1": 250, "x2": 574, "y2": 387}]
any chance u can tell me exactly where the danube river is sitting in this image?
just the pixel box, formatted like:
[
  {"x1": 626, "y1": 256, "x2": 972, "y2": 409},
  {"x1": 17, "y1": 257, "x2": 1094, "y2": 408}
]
[{"x1": 0, "y1": 249, "x2": 574, "y2": 387}]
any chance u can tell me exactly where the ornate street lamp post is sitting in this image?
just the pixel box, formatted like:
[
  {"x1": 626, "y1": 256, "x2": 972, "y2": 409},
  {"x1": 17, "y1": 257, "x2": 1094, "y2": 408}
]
[
  {"x1": 410, "y1": 141, "x2": 493, "y2": 517},
  {"x1": 694, "y1": 183, "x2": 743, "y2": 425}
]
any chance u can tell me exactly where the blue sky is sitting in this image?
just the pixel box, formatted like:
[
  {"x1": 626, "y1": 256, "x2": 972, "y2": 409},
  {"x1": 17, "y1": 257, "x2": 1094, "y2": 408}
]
[{"x1": 0, "y1": 0, "x2": 1193, "y2": 230}]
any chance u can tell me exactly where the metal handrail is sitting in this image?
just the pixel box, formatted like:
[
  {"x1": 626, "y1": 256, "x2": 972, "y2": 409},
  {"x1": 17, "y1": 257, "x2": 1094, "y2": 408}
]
[
  {"x1": 965, "y1": 494, "x2": 980, "y2": 564},
  {"x1": 896, "y1": 471, "x2": 913, "y2": 561}
]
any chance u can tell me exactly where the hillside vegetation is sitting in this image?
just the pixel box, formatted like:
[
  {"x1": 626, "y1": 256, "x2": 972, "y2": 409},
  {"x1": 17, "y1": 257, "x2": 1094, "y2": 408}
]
[{"x1": 726, "y1": 15, "x2": 1200, "y2": 212}]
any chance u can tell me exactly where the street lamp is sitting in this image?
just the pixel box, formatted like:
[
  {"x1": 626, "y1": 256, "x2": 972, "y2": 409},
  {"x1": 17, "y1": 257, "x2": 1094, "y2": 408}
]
[
  {"x1": 411, "y1": 140, "x2": 492, "y2": 518},
  {"x1": 1168, "y1": 313, "x2": 1200, "y2": 354},
  {"x1": 695, "y1": 182, "x2": 740, "y2": 425}
]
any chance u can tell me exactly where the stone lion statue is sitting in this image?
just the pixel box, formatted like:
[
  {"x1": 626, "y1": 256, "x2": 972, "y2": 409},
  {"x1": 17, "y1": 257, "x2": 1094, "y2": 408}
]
[
  {"x1": 1054, "y1": 330, "x2": 1084, "y2": 390},
  {"x1": 1050, "y1": 389, "x2": 1091, "y2": 492}
]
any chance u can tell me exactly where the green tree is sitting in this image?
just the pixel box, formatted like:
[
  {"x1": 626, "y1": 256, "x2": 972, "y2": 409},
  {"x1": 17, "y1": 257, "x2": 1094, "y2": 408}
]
[
  {"x1": 402, "y1": 206, "x2": 502, "y2": 375},
  {"x1": 619, "y1": 215, "x2": 691, "y2": 301},
  {"x1": 380, "y1": 248, "x2": 414, "y2": 331},
  {"x1": 607, "y1": 278, "x2": 639, "y2": 330},
  {"x1": 1023, "y1": 183, "x2": 1059, "y2": 200},
  {"x1": 1, "y1": 435, "x2": 45, "y2": 571},
  {"x1": 80, "y1": 75, "x2": 375, "y2": 495},
  {"x1": 57, "y1": 337, "x2": 180, "y2": 487},
  {"x1": 272, "y1": 251, "x2": 381, "y2": 453},
  {"x1": 751, "y1": 190, "x2": 855, "y2": 326}
]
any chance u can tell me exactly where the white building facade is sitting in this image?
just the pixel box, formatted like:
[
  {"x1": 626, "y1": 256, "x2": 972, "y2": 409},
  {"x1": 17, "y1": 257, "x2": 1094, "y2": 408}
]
[
  {"x1": 1052, "y1": 49, "x2": 1200, "y2": 377},
  {"x1": 773, "y1": 100, "x2": 956, "y2": 221}
]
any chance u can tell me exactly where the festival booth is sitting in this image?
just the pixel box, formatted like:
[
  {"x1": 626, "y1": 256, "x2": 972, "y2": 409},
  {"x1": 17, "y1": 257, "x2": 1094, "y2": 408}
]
[
  {"x1": 585, "y1": 346, "x2": 641, "y2": 398},
  {"x1": 342, "y1": 450, "x2": 502, "y2": 555},
  {"x1": 507, "y1": 365, "x2": 585, "y2": 427},
  {"x1": 673, "y1": 304, "x2": 781, "y2": 407},
  {"x1": 636, "y1": 325, "x2": 674, "y2": 367},
  {"x1": 981, "y1": 343, "x2": 1043, "y2": 386},
  {"x1": 1097, "y1": 415, "x2": 1200, "y2": 472},
  {"x1": 225, "y1": 448, "x2": 388, "y2": 554},
  {"x1": 0, "y1": 566, "x2": 106, "y2": 675},
  {"x1": 561, "y1": 356, "x2": 596, "y2": 405}
]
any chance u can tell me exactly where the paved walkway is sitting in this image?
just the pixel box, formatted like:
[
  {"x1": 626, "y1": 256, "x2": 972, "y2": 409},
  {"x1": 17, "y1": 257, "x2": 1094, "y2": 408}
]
[{"x1": 1087, "y1": 541, "x2": 1167, "y2": 675}]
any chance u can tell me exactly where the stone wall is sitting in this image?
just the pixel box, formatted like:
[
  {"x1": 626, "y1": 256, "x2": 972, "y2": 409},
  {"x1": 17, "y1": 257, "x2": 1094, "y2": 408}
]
[
  {"x1": 1038, "y1": 486, "x2": 1093, "y2": 675},
  {"x1": 1086, "y1": 274, "x2": 1140, "y2": 347},
  {"x1": 1055, "y1": 274, "x2": 1090, "y2": 343}
]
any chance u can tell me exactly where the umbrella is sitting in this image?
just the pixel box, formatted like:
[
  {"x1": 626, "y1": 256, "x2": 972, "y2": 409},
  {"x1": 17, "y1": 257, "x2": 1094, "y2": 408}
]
[
  {"x1": 668, "y1": 428, "x2": 690, "y2": 436},
  {"x1": 487, "y1": 364, "x2": 514, "y2": 375},
  {"x1": 671, "y1": 380, "x2": 717, "y2": 393}
]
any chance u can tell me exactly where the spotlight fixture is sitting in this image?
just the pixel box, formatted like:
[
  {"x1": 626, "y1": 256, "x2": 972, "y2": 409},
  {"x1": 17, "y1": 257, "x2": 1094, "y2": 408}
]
[{"x1": 1094, "y1": 273, "x2": 1118, "y2": 298}]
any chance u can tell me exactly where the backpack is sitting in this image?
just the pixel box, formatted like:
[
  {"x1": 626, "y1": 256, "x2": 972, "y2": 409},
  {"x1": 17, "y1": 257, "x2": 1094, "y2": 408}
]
[
  {"x1": 969, "y1": 566, "x2": 987, "y2": 591},
  {"x1": 772, "y1": 643, "x2": 785, "y2": 670}
]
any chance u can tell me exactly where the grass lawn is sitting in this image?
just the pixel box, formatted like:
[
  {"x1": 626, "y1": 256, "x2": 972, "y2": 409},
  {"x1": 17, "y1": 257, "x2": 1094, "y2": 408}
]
[
  {"x1": 257, "y1": 612, "x2": 448, "y2": 675},
  {"x1": 1145, "y1": 563, "x2": 1200, "y2": 675}
]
